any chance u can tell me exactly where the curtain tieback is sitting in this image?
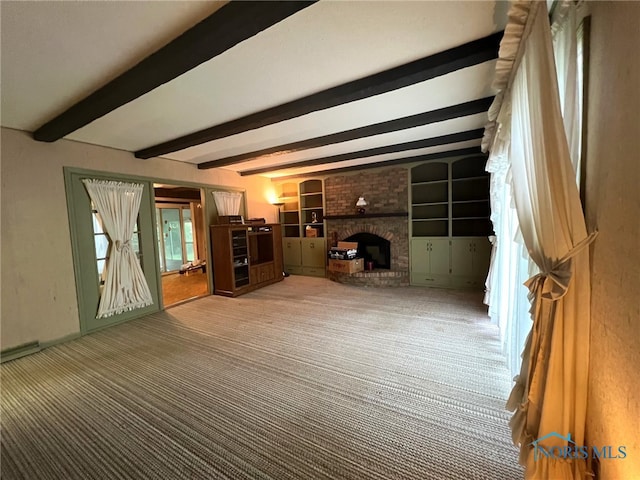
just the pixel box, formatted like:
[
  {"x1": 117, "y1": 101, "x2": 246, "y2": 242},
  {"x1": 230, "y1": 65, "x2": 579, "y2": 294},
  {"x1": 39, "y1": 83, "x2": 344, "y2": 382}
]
[
  {"x1": 115, "y1": 239, "x2": 131, "y2": 252},
  {"x1": 524, "y1": 231, "x2": 598, "y2": 301}
]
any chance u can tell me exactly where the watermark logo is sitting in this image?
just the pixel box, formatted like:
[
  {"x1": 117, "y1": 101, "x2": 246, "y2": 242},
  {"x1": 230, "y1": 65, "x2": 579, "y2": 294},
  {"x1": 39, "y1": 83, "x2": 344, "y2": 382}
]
[{"x1": 530, "y1": 432, "x2": 627, "y2": 461}]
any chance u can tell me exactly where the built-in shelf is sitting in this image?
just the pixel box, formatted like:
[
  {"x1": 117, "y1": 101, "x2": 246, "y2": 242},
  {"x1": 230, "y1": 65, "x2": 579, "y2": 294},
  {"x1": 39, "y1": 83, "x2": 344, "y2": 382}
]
[{"x1": 325, "y1": 212, "x2": 408, "y2": 220}]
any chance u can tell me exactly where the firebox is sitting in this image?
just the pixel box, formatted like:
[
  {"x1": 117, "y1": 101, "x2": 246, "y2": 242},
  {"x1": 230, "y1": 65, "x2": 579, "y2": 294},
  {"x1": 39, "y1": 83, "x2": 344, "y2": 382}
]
[{"x1": 345, "y1": 232, "x2": 391, "y2": 269}]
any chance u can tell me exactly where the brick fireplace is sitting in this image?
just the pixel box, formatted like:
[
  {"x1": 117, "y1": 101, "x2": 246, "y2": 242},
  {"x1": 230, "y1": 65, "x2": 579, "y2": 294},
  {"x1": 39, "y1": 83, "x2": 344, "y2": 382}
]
[{"x1": 324, "y1": 168, "x2": 410, "y2": 287}]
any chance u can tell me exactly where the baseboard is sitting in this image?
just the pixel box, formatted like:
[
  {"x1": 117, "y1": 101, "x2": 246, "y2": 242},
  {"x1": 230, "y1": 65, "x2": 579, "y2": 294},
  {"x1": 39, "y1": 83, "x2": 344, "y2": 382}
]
[
  {"x1": 40, "y1": 332, "x2": 81, "y2": 349},
  {"x1": 1, "y1": 341, "x2": 41, "y2": 363},
  {"x1": 1, "y1": 332, "x2": 82, "y2": 364}
]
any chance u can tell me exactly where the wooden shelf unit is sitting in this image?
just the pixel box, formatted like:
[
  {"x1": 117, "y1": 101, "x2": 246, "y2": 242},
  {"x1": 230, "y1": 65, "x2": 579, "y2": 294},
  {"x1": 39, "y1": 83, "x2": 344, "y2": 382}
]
[
  {"x1": 210, "y1": 224, "x2": 283, "y2": 297},
  {"x1": 274, "y1": 178, "x2": 327, "y2": 277}
]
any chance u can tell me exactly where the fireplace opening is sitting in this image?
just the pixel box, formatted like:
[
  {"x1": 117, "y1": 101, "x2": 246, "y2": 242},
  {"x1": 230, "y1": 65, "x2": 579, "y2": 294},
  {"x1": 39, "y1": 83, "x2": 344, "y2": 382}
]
[{"x1": 345, "y1": 233, "x2": 391, "y2": 269}]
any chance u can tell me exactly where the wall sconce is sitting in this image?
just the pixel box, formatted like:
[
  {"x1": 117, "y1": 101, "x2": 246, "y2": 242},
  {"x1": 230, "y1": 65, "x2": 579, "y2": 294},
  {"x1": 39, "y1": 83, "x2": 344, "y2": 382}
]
[{"x1": 356, "y1": 196, "x2": 367, "y2": 215}]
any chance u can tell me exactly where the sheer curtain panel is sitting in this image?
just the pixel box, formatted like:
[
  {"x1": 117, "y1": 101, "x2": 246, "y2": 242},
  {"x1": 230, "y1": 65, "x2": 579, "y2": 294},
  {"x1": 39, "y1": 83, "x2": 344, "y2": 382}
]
[
  {"x1": 83, "y1": 179, "x2": 153, "y2": 318},
  {"x1": 212, "y1": 191, "x2": 242, "y2": 216},
  {"x1": 552, "y1": 1, "x2": 582, "y2": 180}
]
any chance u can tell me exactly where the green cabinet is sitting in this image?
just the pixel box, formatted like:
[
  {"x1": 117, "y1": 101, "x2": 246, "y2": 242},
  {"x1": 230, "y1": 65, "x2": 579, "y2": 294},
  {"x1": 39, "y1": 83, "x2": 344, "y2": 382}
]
[
  {"x1": 410, "y1": 237, "x2": 451, "y2": 287},
  {"x1": 276, "y1": 178, "x2": 326, "y2": 277},
  {"x1": 450, "y1": 237, "x2": 492, "y2": 288},
  {"x1": 283, "y1": 237, "x2": 326, "y2": 277},
  {"x1": 410, "y1": 155, "x2": 492, "y2": 290},
  {"x1": 301, "y1": 238, "x2": 325, "y2": 267},
  {"x1": 283, "y1": 238, "x2": 302, "y2": 272}
]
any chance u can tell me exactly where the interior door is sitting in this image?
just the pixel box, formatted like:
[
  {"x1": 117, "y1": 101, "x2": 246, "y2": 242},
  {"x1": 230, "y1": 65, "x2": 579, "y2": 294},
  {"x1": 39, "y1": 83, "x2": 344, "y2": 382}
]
[
  {"x1": 156, "y1": 205, "x2": 195, "y2": 272},
  {"x1": 64, "y1": 169, "x2": 161, "y2": 334}
]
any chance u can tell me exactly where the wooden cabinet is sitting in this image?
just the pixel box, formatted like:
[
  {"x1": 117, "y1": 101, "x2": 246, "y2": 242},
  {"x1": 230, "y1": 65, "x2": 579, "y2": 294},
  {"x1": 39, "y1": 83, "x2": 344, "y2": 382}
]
[
  {"x1": 210, "y1": 224, "x2": 283, "y2": 297},
  {"x1": 410, "y1": 155, "x2": 492, "y2": 289}
]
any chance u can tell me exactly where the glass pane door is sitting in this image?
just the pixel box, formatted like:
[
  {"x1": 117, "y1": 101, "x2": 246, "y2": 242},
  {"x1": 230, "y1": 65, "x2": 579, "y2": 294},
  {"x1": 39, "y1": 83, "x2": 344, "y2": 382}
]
[
  {"x1": 156, "y1": 205, "x2": 195, "y2": 273},
  {"x1": 183, "y1": 208, "x2": 195, "y2": 262},
  {"x1": 158, "y1": 207, "x2": 184, "y2": 272}
]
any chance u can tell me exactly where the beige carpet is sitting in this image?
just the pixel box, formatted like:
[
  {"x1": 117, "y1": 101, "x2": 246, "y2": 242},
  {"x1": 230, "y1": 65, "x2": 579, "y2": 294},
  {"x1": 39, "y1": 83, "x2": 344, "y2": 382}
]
[{"x1": 1, "y1": 276, "x2": 523, "y2": 479}]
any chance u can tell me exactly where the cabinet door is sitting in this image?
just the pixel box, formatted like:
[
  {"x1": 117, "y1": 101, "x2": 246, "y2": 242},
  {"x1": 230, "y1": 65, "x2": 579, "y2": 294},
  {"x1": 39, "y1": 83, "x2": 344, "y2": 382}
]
[
  {"x1": 410, "y1": 237, "x2": 449, "y2": 287},
  {"x1": 283, "y1": 238, "x2": 302, "y2": 267},
  {"x1": 429, "y1": 238, "x2": 451, "y2": 275},
  {"x1": 301, "y1": 238, "x2": 326, "y2": 267},
  {"x1": 259, "y1": 263, "x2": 276, "y2": 283},
  {"x1": 410, "y1": 238, "x2": 430, "y2": 273},
  {"x1": 450, "y1": 238, "x2": 475, "y2": 277},
  {"x1": 472, "y1": 238, "x2": 492, "y2": 277}
]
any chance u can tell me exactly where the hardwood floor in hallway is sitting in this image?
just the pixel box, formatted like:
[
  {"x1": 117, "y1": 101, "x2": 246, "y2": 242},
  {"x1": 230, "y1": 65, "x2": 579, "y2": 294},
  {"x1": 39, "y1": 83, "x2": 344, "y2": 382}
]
[{"x1": 161, "y1": 270, "x2": 209, "y2": 306}]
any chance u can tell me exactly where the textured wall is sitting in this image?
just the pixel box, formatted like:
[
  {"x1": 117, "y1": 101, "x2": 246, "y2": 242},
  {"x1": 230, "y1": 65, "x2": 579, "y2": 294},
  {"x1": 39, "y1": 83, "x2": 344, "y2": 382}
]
[
  {"x1": 584, "y1": 3, "x2": 640, "y2": 478},
  {"x1": 0, "y1": 128, "x2": 274, "y2": 350}
]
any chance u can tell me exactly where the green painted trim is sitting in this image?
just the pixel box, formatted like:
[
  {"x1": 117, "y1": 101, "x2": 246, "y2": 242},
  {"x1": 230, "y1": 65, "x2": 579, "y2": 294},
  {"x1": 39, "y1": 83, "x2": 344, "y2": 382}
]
[
  {"x1": 40, "y1": 332, "x2": 82, "y2": 349},
  {"x1": 63, "y1": 166, "x2": 246, "y2": 193},
  {"x1": 63, "y1": 167, "x2": 246, "y2": 330},
  {"x1": 1, "y1": 341, "x2": 41, "y2": 363},
  {"x1": 64, "y1": 168, "x2": 162, "y2": 334},
  {"x1": 64, "y1": 168, "x2": 89, "y2": 334}
]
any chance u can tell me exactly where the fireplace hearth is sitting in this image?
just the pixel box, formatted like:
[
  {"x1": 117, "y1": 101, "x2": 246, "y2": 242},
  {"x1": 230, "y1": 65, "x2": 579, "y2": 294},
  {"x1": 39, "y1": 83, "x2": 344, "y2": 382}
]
[
  {"x1": 345, "y1": 232, "x2": 391, "y2": 269},
  {"x1": 323, "y1": 167, "x2": 410, "y2": 286},
  {"x1": 325, "y1": 218, "x2": 409, "y2": 287}
]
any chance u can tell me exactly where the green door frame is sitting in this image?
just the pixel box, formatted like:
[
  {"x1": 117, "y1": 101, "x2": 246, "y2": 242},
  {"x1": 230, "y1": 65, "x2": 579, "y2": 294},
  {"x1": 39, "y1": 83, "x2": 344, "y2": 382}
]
[
  {"x1": 64, "y1": 167, "x2": 247, "y2": 335},
  {"x1": 65, "y1": 169, "x2": 161, "y2": 334}
]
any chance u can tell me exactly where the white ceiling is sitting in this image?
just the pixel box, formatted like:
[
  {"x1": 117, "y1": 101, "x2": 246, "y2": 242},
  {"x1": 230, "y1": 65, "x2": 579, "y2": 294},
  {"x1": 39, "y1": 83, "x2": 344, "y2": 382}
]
[{"x1": 1, "y1": 1, "x2": 506, "y2": 178}]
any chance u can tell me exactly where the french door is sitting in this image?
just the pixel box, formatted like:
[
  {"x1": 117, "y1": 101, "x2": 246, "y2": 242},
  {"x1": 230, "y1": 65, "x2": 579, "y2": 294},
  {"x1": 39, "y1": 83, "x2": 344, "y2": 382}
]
[
  {"x1": 156, "y1": 205, "x2": 196, "y2": 273},
  {"x1": 64, "y1": 169, "x2": 161, "y2": 334}
]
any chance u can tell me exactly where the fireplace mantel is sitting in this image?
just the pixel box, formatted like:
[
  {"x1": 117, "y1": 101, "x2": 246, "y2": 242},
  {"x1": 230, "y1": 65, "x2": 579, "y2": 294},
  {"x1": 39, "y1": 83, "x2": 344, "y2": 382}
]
[{"x1": 324, "y1": 212, "x2": 408, "y2": 220}]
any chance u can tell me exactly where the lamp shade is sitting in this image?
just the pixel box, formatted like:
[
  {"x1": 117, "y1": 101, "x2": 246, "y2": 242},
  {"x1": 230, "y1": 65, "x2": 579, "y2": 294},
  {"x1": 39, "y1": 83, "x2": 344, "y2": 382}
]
[{"x1": 356, "y1": 197, "x2": 367, "y2": 207}]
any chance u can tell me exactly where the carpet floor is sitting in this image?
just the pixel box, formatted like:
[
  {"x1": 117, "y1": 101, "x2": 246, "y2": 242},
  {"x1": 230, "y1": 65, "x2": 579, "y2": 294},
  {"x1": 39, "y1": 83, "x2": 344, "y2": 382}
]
[{"x1": 1, "y1": 276, "x2": 523, "y2": 479}]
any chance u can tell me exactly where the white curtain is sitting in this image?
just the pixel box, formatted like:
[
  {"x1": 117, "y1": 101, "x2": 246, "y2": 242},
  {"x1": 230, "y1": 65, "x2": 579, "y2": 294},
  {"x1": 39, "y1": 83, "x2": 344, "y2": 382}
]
[
  {"x1": 488, "y1": 3, "x2": 597, "y2": 478},
  {"x1": 484, "y1": 146, "x2": 533, "y2": 378},
  {"x1": 212, "y1": 191, "x2": 242, "y2": 216},
  {"x1": 83, "y1": 179, "x2": 153, "y2": 318},
  {"x1": 483, "y1": 1, "x2": 597, "y2": 478},
  {"x1": 552, "y1": 1, "x2": 582, "y2": 180}
]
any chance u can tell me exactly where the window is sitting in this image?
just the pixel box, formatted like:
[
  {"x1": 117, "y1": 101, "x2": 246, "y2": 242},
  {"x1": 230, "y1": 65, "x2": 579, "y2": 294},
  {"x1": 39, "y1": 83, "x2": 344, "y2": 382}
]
[{"x1": 91, "y1": 206, "x2": 141, "y2": 287}]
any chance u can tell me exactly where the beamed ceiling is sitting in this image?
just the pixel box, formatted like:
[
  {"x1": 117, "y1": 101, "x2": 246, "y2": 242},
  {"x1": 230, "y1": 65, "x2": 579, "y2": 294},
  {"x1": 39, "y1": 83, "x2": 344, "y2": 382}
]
[{"x1": 1, "y1": 1, "x2": 508, "y2": 179}]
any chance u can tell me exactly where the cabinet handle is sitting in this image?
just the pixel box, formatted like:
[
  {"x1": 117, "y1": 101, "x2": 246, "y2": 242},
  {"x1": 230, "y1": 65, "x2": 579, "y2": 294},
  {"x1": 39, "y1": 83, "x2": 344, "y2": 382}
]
[{"x1": 310, "y1": 243, "x2": 315, "y2": 249}]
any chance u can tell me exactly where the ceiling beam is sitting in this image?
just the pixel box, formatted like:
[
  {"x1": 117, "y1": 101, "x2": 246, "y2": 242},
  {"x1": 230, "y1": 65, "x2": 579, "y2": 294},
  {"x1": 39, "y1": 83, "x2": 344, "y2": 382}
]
[
  {"x1": 197, "y1": 96, "x2": 493, "y2": 169},
  {"x1": 136, "y1": 31, "x2": 502, "y2": 159},
  {"x1": 270, "y1": 147, "x2": 485, "y2": 180},
  {"x1": 238, "y1": 128, "x2": 484, "y2": 176},
  {"x1": 32, "y1": 1, "x2": 316, "y2": 142}
]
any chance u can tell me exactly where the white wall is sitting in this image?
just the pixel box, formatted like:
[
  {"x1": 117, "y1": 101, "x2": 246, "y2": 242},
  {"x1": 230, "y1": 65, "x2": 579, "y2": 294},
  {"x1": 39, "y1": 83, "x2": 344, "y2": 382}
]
[
  {"x1": 0, "y1": 128, "x2": 276, "y2": 350},
  {"x1": 584, "y1": 3, "x2": 640, "y2": 478}
]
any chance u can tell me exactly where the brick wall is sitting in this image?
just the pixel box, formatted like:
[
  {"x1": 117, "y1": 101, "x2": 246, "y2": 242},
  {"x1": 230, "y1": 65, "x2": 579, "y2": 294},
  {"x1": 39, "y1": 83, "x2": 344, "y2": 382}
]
[
  {"x1": 325, "y1": 168, "x2": 409, "y2": 282},
  {"x1": 324, "y1": 168, "x2": 408, "y2": 216}
]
